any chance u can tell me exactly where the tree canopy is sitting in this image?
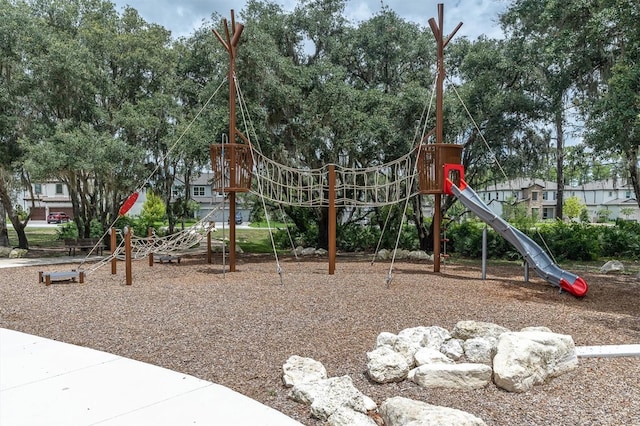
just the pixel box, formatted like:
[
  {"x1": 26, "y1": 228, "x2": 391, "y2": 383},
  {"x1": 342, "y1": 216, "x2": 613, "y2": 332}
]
[{"x1": 2, "y1": 0, "x2": 639, "y2": 250}]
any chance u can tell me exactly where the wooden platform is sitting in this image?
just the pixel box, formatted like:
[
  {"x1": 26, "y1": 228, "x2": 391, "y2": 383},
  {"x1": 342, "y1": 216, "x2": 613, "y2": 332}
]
[
  {"x1": 38, "y1": 270, "x2": 85, "y2": 286},
  {"x1": 154, "y1": 253, "x2": 182, "y2": 264}
]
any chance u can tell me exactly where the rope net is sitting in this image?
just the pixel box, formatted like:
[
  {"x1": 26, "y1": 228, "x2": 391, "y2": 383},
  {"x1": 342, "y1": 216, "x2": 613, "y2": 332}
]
[{"x1": 249, "y1": 146, "x2": 421, "y2": 208}]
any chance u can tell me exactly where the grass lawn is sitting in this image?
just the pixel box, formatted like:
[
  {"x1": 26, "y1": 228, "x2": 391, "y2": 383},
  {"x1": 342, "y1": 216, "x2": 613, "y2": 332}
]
[{"x1": 7, "y1": 227, "x2": 61, "y2": 248}]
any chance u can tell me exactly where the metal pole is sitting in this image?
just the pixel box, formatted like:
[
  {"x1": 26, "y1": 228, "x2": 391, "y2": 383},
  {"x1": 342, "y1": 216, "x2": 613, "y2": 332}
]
[
  {"x1": 328, "y1": 165, "x2": 336, "y2": 275},
  {"x1": 524, "y1": 261, "x2": 529, "y2": 282},
  {"x1": 482, "y1": 226, "x2": 487, "y2": 280},
  {"x1": 148, "y1": 227, "x2": 154, "y2": 267},
  {"x1": 110, "y1": 227, "x2": 117, "y2": 275},
  {"x1": 125, "y1": 226, "x2": 132, "y2": 285}
]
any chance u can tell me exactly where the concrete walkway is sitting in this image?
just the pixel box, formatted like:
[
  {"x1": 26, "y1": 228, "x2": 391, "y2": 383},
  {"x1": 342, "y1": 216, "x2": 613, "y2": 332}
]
[{"x1": 0, "y1": 328, "x2": 302, "y2": 425}]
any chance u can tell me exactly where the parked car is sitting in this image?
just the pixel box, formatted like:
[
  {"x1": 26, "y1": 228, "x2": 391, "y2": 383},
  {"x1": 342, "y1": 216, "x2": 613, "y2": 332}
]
[
  {"x1": 227, "y1": 212, "x2": 243, "y2": 225},
  {"x1": 47, "y1": 212, "x2": 71, "y2": 224}
]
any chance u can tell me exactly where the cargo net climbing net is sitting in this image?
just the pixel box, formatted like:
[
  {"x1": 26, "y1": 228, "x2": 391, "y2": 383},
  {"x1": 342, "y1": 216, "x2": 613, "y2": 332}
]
[
  {"x1": 249, "y1": 146, "x2": 421, "y2": 208},
  {"x1": 82, "y1": 215, "x2": 219, "y2": 275}
]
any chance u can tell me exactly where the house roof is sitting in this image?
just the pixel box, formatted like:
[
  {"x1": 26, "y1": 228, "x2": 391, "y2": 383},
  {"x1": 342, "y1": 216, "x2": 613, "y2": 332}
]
[{"x1": 480, "y1": 178, "x2": 634, "y2": 192}]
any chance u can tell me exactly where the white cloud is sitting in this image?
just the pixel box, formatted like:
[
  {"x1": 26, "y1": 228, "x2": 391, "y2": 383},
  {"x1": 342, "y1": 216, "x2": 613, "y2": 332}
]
[{"x1": 111, "y1": 0, "x2": 507, "y2": 40}]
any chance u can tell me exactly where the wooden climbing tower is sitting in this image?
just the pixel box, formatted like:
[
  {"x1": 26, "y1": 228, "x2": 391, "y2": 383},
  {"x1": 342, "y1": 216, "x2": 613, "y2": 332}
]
[
  {"x1": 210, "y1": 10, "x2": 253, "y2": 272},
  {"x1": 418, "y1": 4, "x2": 463, "y2": 273}
]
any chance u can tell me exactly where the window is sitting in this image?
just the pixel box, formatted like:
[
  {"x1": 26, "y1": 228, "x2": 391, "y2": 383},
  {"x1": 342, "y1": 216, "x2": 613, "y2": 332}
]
[
  {"x1": 608, "y1": 191, "x2": 613, "y2": 197},
  {"x1": 193, "y1": 186, "x2": 205, "y2": 197},
  {"x1": 495, "y1": 192, "x2": 499, "y2": 200},
  {"x1": 543, "y1": 192, "x2": 548, "y2": 200},
  {"x1": 553, "y1": 192, "x2": 557, "y2": 200},
  {"x1": 34, "y1": 184, "x2": 42, "y2": 195},
  {"x1": 626, "y1": 191, "x2": 631, "y2": 199},
  {"x1": 532, "y1": 192, "x2": 538, "y2": 201},
  {"x1": 55, "y1": 183, "x2": 63, "y2": 195}
]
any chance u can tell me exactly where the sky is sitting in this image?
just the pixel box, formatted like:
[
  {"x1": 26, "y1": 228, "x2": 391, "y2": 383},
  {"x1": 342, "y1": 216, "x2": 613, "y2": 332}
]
[{"x1": 110, "y1": 0, "x2": 510, "y2": 41}]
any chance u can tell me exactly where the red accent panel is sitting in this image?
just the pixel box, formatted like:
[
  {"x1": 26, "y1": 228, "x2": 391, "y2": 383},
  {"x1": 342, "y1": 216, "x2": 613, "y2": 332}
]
[
  {"x1": 443, "y1": 164, "x2": 465, "y2": 195},
  {"x1": 560, "y1": 277, "x2": 589, "y2": 297},
  {"x1": 119, "y1": 192, "x2": 139, "y2": 216}
]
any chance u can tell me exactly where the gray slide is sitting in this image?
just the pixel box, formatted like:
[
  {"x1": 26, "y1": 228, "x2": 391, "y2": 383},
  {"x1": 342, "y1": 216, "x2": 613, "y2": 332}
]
[{"x1": 447, "y1": 180, "x2": 588, "y2": 297}]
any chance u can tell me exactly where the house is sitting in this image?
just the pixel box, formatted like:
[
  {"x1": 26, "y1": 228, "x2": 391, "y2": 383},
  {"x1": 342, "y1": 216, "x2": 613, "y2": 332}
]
[
  {"x1": 475, "y1": 178, "x2": 640, "y2": 222},
  {"x1": 18, "y1": 173, "x2": 251, "y2": 223},
  {"x1": 18, "y1": 180, "x2": 74, "y2": 221},
  {"x1": 169, "y1": 173, "x2": 251, "y2": 223}
]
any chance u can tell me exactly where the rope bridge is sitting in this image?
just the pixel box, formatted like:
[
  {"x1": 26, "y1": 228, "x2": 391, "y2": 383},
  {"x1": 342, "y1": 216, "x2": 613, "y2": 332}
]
[{"x1": 249, "y1": 145, "x2": 422, "y2": 208}]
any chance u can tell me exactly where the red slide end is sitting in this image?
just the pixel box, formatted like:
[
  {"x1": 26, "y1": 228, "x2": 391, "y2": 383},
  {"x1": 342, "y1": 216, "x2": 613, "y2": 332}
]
[{"x1": 560, "y1": 277, "x2": 588, "y2": 297}]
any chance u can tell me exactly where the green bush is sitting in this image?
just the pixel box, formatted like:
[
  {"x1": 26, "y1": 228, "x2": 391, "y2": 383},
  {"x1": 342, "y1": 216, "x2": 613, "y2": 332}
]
[{"x1": 600, "y1": 220, "x2": 640, "y2": 259}]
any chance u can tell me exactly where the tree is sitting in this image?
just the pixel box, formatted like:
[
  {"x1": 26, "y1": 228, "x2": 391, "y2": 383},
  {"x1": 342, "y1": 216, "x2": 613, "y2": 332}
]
[
  {"x1": 140, "y1": 190, "x2": 166, "y2": 228},
  {"x1": 585, "y1": 62, "x2": 640, "y2": 209},
  {"x1": 563, "y1": 196, "x2": 584, "y2": 221},
  {"x1": 0, "y1": 0, "x2": 40, "y2": 248}
]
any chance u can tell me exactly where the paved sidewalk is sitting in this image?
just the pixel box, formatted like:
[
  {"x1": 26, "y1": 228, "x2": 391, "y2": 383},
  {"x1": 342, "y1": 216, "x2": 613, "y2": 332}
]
[
  {"x1": 0, "y1": 328, "x2": 302, "y2": 425},
  {"x1": 0, "y1": 255, "x2": 100, "y2": 269}
]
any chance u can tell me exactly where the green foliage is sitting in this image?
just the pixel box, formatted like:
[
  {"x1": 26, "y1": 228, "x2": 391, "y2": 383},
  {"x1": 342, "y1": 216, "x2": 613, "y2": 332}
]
[
  {"x1": 140, "y1": 191, "x2": 166, "y2": 227},
  {"x1": 600, "y1": 220, "x2": 640, "y2": 260},
  {"x1": 596, "y1": 208, "x2": 611, "y2": 223},
  {"x1": 56, "y1": 222, "x2": 78, "y2": 240},
  {"x1": 579, "y1": 208, "x2": 590, "y2": 223},
  {"x1": 502, "y1": 197, "x2": 534, "y2": 229},
  {"x1": 535, "y1": 221, "x2": 600, "y2": 261},
  {"x1": 563, "y1": 196, "x2": 584, "y2": 220},
  {"x1": 56, "y1": 219, "x2": 103, "y2": 240}
]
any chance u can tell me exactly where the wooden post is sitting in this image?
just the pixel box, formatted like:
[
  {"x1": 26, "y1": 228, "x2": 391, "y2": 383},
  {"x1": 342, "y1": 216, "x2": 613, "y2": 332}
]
[
  {"x1": 110, "y1": 227, "x2": 117, "y2": 275},
  {"x1": 148, "y1": 227, "x2": 154, "y2": 267},
  {"x1": 428, "y1": 4, "x2": 462, "y2": 273},
  {"x1": 213, "y1": 11, "x2": 244, "y2": 273},
  {"x1": 328, "y1": 165, "x2": 336, "y2": 275},
  {"x1": 125, "y1": 226, "x2": 132, "y2": 285},
  {"x1": 207, "y1": 226, "x2": 212, "y2": 264}
]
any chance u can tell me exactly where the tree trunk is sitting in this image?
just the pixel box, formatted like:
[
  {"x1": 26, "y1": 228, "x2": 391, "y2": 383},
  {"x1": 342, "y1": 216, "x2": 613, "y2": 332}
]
[
  {"x1": 317, "y1": 207, "x2": 329, "y2": 250},
  {"x1": 0, "y1": 203, "x2": 9, "y2": 247},
  {"x1": 0, "y1": 175, "x2": 29, "y2": 248},
  {"x1": 555, "y1": 110, "x2": 564, "y2": 220},
  {"x1": 413, "y1": 196, "x2": 433, "y2": 251},
  {"x1": 626, "y1": 146, "x2": 640, "y2": 210}
]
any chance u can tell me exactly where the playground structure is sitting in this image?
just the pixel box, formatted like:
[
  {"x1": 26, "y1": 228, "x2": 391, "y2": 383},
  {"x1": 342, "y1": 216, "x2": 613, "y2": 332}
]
[{"x1": 37, "y1": 5, "x2": 588, "y2": 297}]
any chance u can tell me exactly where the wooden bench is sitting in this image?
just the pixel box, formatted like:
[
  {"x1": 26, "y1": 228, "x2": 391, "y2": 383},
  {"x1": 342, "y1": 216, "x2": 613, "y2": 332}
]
[
  {"x1": 39, "y1": 270, "x2": 85, "y2": 286},
  {"x1": 64, "y1": 238, "x2": 104, "y2": 256},
  {"x1": 154, "y1": 253, "x2": 182, "y2": 264}
]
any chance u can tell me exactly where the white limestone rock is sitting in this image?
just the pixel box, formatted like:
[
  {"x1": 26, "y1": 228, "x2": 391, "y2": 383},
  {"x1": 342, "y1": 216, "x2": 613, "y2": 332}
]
[
  {"x1": 301, "y1": 247, "x2": 317, "y2": 256},
  {"x1": 289, "y1": 375, "x2": 376, "y2": 421},
  {"x1": 380, "y1": 396, "x2": 486, "y2": 426},
  {"x1": 493, "y1": 331, "x2": 578, "y2": 393},
  {"x1": 328, "y1": 406, "x2": 377, "y2": 426},
  {"x1": 408, "y1": 250, "x2": 433, "y2": 261},
  {"x1": 374, "y1": 332, "x2": 420, "y2": 367},
  {"x1": 414, "y1": 347, "x2": 455, "y2": 366},
  {"x1": 520, "y1": 326, "x2": 553, "y2": 333},
  {"x1": 440, "y1": 338, "x2": 464, "y2": 361},
  {"x1": 463, "y1": 337, "x2": 497, "y2": 365},
  {"x1": 398, "y1": 326, "x2": 451, "y2": 350},
  {"x1": 366, "y1": 345, "x2": 410, "y2": 383},
  {"x1": 282, "y1": 355, "x2": 327, "y2": 387},
  {"x1": 9, "y1": 248, "x2": 28, "y2": 259},
  {"x1": 452, "y1": 320, "x2": 510, "y2": 341},
  {"x1": 315, "y1": 248, "x2": 328, "y2": 256},
  {"x1": 376, "y1": 249, "x2": 390, "y2": 260},
  {"x1": 600, "y1": 260, "x2": 624, "y2": 273},
  {"x1": 409, "y1": 363, "x2": 493, "y2": 390}
]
